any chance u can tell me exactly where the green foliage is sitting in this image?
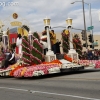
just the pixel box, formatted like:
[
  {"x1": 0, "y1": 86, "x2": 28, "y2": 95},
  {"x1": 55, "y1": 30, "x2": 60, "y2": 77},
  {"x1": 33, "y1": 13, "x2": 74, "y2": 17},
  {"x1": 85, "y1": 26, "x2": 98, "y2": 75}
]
[
  {"x1": 73, "y1": 34, "x2": 82, "y2": 58},
  {"x1": 31, "y1": 40, "x2": 42, "y2": 64},
  {"x1": 33, "y1": 32, "x2": 40, "y2": 40},
  {"x1": 23, "y1": 54, "x2": 30, "y2": 60},
  {"x1": 33, "y1": 42, "x2": 42, "y2": 52},
  {"x1": 22, "y1": 36, "x2": 31, "y2": 65},
  {"x1": 62, "y1": 30, "x2": 70, "y2": 53}
]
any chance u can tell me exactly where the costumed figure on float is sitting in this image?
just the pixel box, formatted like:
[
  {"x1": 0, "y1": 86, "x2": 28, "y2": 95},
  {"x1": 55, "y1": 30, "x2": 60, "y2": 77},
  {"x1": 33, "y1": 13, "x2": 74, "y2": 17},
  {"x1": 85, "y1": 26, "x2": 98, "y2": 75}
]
[{"x1": 16, "y1": 34, "x2": 22, "y2": 58}]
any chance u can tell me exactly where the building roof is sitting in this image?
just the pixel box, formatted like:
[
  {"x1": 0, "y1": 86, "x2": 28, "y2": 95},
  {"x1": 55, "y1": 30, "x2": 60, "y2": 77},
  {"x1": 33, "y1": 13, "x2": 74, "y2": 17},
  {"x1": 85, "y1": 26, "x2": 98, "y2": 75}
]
[{"x1": 9, "y1": 27, "x2": 18, "y2": 33}]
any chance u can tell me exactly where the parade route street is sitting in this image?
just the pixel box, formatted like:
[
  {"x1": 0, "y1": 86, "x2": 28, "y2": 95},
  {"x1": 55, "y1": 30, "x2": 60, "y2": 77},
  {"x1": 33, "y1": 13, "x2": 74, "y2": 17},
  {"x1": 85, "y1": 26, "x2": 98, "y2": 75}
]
[{"x1": 0, "y1": 69, "x2": 100, "y2": 100}]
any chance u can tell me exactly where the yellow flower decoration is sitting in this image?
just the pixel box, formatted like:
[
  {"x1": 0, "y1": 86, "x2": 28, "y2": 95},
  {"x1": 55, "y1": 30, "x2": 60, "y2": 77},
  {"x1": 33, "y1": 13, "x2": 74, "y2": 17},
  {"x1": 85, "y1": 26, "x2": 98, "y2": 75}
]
[
  {"x1": 21, "y1": 67, "x2": 27, "y2": 76},
  {"x1": 64, "y1": 30, "x2": 69, "y2": 35}
]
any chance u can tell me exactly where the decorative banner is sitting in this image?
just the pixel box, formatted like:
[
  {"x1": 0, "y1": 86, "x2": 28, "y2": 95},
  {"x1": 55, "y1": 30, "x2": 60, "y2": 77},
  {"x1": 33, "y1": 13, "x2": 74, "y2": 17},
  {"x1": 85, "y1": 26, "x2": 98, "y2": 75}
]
[{"x1": 10, "y1": 21, "x2": 22, "y2": 26}]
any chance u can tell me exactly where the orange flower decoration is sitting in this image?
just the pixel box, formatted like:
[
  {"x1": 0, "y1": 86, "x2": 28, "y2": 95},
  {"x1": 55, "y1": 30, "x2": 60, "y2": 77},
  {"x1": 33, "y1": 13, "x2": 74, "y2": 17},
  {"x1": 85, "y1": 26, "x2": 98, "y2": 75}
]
[{"x1": 64, "y1": 54, "x2": 73, "y2": 62}]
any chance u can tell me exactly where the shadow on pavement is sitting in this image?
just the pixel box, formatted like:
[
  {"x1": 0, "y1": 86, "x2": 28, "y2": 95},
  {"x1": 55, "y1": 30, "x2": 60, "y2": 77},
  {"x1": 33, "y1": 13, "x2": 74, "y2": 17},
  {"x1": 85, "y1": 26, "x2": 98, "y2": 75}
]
[{"x1": 0, "y1": 69, "x2": 100, "y2": 80}]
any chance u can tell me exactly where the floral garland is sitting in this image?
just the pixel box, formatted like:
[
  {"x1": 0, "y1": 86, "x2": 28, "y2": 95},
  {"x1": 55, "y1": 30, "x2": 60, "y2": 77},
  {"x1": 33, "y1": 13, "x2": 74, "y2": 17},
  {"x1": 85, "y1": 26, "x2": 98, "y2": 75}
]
[
  {"x1": 31, "y1": 46, "x2": 42, "y2": 56},
  {"x1": 22, "y1": 36, "x2": 31, "y2": 65},
  {"x1": 22, "y1": 38, "x2": 29, "y2": 46},
  {"x1": 33, "y1": 32, "x2": 40, "y2": 40},
  {"x1": 33, "y1": 39, "x2": 43, "y2": 50},
  {"x1": 31, "y1": 38, "x2": 43, "y2": 64},
  {"x1": 42, "y1": 31, "x2": 47, "y2": 36},
  {"x1": 32, "y1": 36, "x2": 36, "y2": 40},
  {"x1": 22, "y1": 57, "x2": 31, "y2": 64},
  {"x1": 23, "y1": 51, "x2": 31, "y2": 56},
  {"x1": 62, "y1": 32, "x2": 69, "y2": 38},
  {"x1": 31, "y1": 55, "x2": 42, "y2": 64},
  {"x1": 30, "y1": 51, "x2": 42, "y2": 64},
  {"x1": 73, "y1": 34, "x2": 82, "y2": 58},
  {"x1": 22, "y1": 44, "x2": 30, "y2": 52},
  {"x1": 63, "y1": 46, "x2": 69, "y2": 51},
  {"x1": 63, "y1": 41, "x2": 69, "y2": 46},
  {"x1": 62, "y1": 30, "x2": 70, "y2": 53},
  {"x1": 30, "y1": 49, "x2": 42, "y2": 63}
]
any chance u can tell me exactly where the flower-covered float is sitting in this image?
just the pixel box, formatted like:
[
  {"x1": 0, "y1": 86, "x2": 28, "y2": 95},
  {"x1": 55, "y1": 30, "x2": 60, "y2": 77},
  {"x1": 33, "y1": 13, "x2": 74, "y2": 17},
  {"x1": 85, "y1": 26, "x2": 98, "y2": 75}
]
[
  {"x1": 0, "y1": 31, "x2": 62, "y2": 77},
  {"x1": 0, "y1": 29, "x2": 99, "y2": 78},
  {"x1": 0, "y1": 54, "x2": 84, "y2": 77}
]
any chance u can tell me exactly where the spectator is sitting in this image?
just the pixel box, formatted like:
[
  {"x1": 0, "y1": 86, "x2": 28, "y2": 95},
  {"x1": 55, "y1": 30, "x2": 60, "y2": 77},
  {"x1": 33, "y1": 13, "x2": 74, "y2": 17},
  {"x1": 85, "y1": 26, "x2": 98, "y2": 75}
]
[
  {"x1": 93, "y1": 53, "x2": 98, "y2": 60},
  {"x1": 87, "y1": 50, "x2": 93, "y2": 60}
]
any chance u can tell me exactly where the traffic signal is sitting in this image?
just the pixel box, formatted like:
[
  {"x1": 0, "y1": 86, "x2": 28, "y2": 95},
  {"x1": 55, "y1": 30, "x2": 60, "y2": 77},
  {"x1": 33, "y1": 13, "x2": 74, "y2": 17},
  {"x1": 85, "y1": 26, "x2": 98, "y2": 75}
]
[
  {"x1": 81, "y1": 30, "x2": 86, "y2": 41},
  {"x1": 83, "y1": 43, "x2": 88, "y2": 47},
  {"x1": 88, "y1": 34, "x2": 93, "y2": 43},
  {"x1": 90, "y1": 45, "x2": 94, "y2": 49}
]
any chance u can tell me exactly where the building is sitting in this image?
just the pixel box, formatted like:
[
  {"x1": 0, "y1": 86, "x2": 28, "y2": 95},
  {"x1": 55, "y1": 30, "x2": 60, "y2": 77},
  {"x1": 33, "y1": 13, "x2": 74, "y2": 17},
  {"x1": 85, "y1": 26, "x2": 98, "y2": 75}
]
[
  {"x1": 39, "y1": 32, "x2": 100, "y2": 53},
  {"x1": 55, "y1": 32, "x2": 100, "y2": 52}
]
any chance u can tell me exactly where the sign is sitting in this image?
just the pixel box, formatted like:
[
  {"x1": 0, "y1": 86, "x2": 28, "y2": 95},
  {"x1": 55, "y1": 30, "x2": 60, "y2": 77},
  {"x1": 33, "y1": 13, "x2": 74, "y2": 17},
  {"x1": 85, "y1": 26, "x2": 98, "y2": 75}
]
[
  {"x1": 10, "y1": 21, "x2": 22, "y2": 26},
  {"x1": 93, "y1": 42, "x2": 98, "y2": 46},
  {"x1": 87, "y1": 26, "x2": 94, "y2": 30}
]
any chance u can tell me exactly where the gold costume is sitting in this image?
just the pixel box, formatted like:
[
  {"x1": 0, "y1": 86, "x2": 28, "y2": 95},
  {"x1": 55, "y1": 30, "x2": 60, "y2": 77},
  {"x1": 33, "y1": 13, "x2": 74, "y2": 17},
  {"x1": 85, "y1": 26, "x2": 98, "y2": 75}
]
[{"x1": 50, "y1": 31, "x2": 56, "y2": 45}]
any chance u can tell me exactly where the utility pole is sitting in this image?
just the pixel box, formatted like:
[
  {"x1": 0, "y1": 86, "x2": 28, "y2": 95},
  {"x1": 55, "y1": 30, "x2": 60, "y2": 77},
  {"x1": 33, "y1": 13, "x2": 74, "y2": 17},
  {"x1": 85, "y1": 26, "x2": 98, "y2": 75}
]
[
  {"x1": 89, "y1": 3, "x2": 94, "y2": 49},
  {"x1": 82, "y1": 0, "x2": 88, "y2": 49}
]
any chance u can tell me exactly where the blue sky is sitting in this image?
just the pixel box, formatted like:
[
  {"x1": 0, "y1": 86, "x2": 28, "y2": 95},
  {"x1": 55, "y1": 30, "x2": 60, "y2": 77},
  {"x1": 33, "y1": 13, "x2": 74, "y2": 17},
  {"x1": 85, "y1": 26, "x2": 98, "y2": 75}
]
[{"x1": 0, "y1": 0, "x2": 100, "y2": 34}]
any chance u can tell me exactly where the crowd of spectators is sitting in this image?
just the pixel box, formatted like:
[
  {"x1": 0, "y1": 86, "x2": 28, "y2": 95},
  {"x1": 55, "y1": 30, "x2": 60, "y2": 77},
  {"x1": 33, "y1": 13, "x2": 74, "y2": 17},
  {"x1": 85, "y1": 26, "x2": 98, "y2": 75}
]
[{"x1": 81, "y1": 49, "x2": 100, "y2": 60}]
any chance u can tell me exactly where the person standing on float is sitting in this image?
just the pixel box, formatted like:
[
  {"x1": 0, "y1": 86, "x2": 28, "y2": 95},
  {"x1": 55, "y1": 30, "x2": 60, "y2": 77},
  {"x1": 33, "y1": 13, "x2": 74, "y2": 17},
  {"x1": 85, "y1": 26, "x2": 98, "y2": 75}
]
[
  {"x1": 16, "y1": 34, "x2": 22, "y2": 58},
  {"x1": 50, "y1": 30, "x2": 56, "y2": 54}
]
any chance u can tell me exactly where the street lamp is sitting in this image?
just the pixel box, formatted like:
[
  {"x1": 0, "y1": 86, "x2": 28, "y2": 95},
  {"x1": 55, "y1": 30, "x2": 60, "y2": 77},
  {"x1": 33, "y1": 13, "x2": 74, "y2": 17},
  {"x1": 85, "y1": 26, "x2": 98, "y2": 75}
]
[
  {"x1": 66, "y1": 18, "x2": 79, "y2": 63},
  {"x1": 43, "y1": 17, "x2": 54, "y2": 55},
  {"x1": 71, "y1": 1, "x2": 92, "y2": 25},
  {"x1": 71, "y1": 0, "x2": 89, "y2": 49},
  {"x1": 2, "y1": 31, "x2": 8, "y2": 50},
  {"x1": 66, "y1": 17, "x2": 76, "y2": 53}
]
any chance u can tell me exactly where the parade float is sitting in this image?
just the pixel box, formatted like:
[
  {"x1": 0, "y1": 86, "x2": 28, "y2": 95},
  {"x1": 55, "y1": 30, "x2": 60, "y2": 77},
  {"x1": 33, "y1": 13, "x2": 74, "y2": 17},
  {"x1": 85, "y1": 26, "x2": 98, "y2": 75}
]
[
  {"x1": 0, "y1": 15, "x2": 100, "y2": 77},
  {"x1": 0, "y1": 28, "x2": 99, "y2": 77},
  {"x1": 0, "y1": 26, "x2": 83, "y2": 77}
]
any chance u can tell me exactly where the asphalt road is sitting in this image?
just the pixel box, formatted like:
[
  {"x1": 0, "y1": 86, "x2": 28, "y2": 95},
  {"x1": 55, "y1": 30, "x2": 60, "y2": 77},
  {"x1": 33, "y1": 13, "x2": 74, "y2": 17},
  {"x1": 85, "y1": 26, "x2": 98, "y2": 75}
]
[{"x1": 0, "y1": 69, "x2": 100, "y2": 100}]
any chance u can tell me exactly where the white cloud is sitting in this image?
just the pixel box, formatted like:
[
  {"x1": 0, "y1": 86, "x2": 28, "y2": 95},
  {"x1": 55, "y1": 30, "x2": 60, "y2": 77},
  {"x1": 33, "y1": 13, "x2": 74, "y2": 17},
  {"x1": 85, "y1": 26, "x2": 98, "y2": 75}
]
[{"x1": 0, "y1": 0, "x2": 100, "y2": 34}]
